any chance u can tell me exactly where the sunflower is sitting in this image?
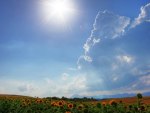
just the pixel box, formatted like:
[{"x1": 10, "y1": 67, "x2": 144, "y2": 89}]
[
  {"x1": 68, "y1": 103, "x2": 73, "y2": 109},
  {"x1": 78, "y1": 104, "x2": 84, "y2": 110},
  {"x1": 36, "y1": 99, "x2": 43, "y2": 104},
  {"x1": 51, "y1": 101, "x2": 57, "y2": 106},
  {"x1": 101, "y1": 102, "x2": 107, "y2": 106},
  {"x1": 57, "y1": 101, "x2": 64, "y2": 107},
  {"x1": 109, "y1": 100, "x2": 117, "y2": 106}
]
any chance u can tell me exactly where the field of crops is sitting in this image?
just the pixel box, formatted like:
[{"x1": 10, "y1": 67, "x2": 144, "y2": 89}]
[{"x1": 0, "y1": 94, "x2": 150, "y2": 113}]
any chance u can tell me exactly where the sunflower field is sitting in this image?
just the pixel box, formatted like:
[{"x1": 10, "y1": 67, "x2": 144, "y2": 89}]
[{"x1": 0, "y1": 94, "x2": 150, "y2": 113}]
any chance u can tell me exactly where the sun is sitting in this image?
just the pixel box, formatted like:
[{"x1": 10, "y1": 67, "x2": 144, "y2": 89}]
[
  {"x1": 50, "y1": 1, "x2": 70, "y2": 18},
  {"x1": 41, "y1": 0, "x2": 75, "y2": 24}
]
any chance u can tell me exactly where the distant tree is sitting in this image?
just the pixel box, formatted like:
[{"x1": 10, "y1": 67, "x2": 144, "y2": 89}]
[
  {"x1": 51, "y1": 96, "x2": 60, "y2": 100},
  {"x1": 83, "y1": 97, "x2": 88, "y2": 101},
  {"x1": 137, "y1": 93, "x2": 143, "y2": 107},
  {"x1": 45, "y1": 97, "x2": 52, "y2": 100},
  {"x1": 137, "y1": 93, "x2": 143, "y2": 99},
  {"x1": 61, "y1": 96, "x2": 68, "y2": 100}
]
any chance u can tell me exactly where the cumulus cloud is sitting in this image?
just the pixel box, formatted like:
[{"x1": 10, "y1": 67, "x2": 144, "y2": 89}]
[
  {"x1": 75, "y1": 8, "x2": 150, "y2": 97},
  {"x1": 91, "y1": 11, "x2": 130, "y2": 39},
  {"x1": 131, "y1": 3, "x2": 150, "y2": 28},
  {"x1": 0, "y1": 74, "x2": 88, "y2": 97},
  {"x1": 78, "y1": 11, "x2": 130, "y2": 70},
  {"x1": 44, "y1": 74, "x2": 88, "y2": 97},
  {"x1": 0, "y1": 79, "x2": 40, "y2": 96}
]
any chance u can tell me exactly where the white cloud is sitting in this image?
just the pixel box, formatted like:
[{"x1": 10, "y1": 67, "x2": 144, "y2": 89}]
[
  {"x1": 83, "y1": 38, "x2": 100, "y2": 54},
  {"x1": 75, "y1": 7, "x2": 150, "y2": 99},
  {"x1": 76, "y1": 6, "x2": 150, "y2": 98},
  {"x1": 78, "y1": 11, "x2": 130, "y2": 70},
  {"x1": 83, "y1": 55, "x2": 93, "y2": 62},
  {"x1": 131, "y1": 3, "x2": 150, "y2": 28},
  {"x1": 44, "y1": 74, "x2": 88, "y2": 97},
  {"x1": 91, "y1": 10, "x2": 130, "y2": 39},
  {"x1": 117, "y1": 55, "x2": 134, "y2": 64},
  {"x1": 0, "y1": 74, "x2": 88, "y2": 98},
  {"x1": 140, "y1": 75, "x2": 150, "y2": 86},
  {"x1": 93, "y1": 38, "x2": 100, "y2": 45},
  {"x1": 83, "y1": 38, "x2": 93, "y2": 54},
  {"x1": 18, "y1": 83, "x2": 36, "y2": 92},
  {"x1": 0, "y1": 79, "x2": 40, "y2": 96},
  {"x1": 77, "y1": 55, "x2": 92, "y2": 70}
]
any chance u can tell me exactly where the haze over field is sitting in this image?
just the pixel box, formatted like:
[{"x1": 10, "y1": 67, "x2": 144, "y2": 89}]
[{"x1": 0, "y1": 0, "x2": 150, "y2": 98}]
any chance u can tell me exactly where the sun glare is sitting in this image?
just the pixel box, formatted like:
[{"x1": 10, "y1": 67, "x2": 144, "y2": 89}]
[{"x1": 41, "y1": 0, "x2": 75, "y2": 25}]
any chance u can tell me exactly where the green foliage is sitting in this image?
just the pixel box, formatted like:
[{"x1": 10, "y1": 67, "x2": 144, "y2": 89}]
[{"x1": 96, "y1": 103, "x2": 101, "y2": 108}]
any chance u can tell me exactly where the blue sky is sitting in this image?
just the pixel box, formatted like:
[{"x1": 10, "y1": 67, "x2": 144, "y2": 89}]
[{"x1": 0, "y1": 0, "x2": 150, "y2": 98}]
